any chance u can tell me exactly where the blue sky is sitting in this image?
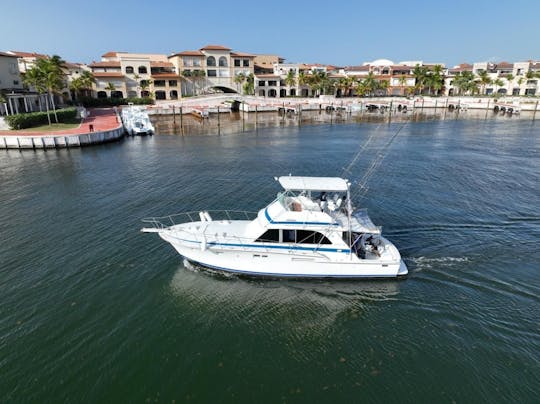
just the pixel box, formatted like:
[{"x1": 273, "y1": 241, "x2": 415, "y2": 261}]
[{"x1": 2, "y1": 0, "x2": 539, "y2": 67}]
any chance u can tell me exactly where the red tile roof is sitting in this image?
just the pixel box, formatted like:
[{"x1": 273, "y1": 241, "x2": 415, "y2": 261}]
[
  {"x1": 255, "y1": 74, "x2": 280, "y2": 78},
  {"x1": 89, "y1": 61, "x2": 121, "y2": 67},
  {"x1": 200, "y1": 45, "x2": 231, "y2": 51},
  {"x1": 92, "y1": 72, "x2": 124, "y2": 77},
  {"x1": 9, "y1": 51, "x2": 48, "y2": 59},
  {"x1": 101, "y1": 51, "x2": 125, "y2": 58},
  {"x1": 150, "y1": 61, "x2": 174, "y2": 68},
  {"x1": 169, "y1": 50, "x2": 205, "y2": 57},
  {"x1": 230, "y1": 52, "x2": 256, "y2": 58},
  {"x1": 64, "y1": 62, "x2": 84, "y2": 69},
  {"x1": 0, "y1": 51, "x2": 18, "y2": 58},
  {"x1": 344, "y1": 65, "x2": 370, "y2": 71}
]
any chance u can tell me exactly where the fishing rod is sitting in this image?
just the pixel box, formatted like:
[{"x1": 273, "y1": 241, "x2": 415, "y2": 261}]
[{"x1": 348, "y1": 120, "x2": 410, "y2": 201}]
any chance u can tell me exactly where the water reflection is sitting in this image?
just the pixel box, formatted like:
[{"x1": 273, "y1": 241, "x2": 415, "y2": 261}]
[
  {"x1": 168, "y1": 260, "x2": 401, "y2": 336},
  {"x1": 151, "y1": 108, "x2": 535, "y2": 136}
]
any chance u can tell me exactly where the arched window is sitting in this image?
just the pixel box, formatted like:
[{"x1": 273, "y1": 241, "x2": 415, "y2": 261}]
[
  {"x1": 97, "y1": 91, "x2": 107, "y2": 98},
  {"x1": 126, "y1": 66, "x2": 134, "y2": 74},
  {"x1": 206, "y1": 56, "x2": 216, "y2": 67},
  {"x1": 138, "y1": 66, "x2": 147, "y2": 74},
  {"x1": 170, "y1": 90, "x2": 178, "y2": 100},
  {"x1": 218, "y1": 56, "x2": 228, "y2": 67}
]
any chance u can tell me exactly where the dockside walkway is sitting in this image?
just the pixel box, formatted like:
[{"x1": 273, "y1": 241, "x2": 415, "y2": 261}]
[{"x1": 0, "y1": 108, "x2": 124, "y2": 149}]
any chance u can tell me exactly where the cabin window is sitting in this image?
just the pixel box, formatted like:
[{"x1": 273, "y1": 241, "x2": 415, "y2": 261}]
[
  {"x1": 255, "y1": 229, "x2": 280, "y2": 242},
  {"x1": 282, "y1": 230, "x2": 296, "y2": 243},
  {"x1": 296, "y1": 230, "x2": 332, "y2": 244}
]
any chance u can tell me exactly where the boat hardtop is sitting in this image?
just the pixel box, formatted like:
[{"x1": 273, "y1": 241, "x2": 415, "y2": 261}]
[{"x1": 142, "y1": 175, "x2": 407, "y2": 278}]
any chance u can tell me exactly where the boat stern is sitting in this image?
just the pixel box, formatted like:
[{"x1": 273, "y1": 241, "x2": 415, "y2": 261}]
[{"x1": 397, "y1": 259, "x2": 408, "y2": 277}]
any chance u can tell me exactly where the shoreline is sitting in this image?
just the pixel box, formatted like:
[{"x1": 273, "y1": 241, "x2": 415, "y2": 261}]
[{"x1": 0, "y1": 108, "x2": 124, "y2": 149}]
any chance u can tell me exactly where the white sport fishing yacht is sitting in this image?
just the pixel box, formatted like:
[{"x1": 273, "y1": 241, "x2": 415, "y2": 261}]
[{"x1": 141, "y1": 176, "x2": 407, "y2": 278}]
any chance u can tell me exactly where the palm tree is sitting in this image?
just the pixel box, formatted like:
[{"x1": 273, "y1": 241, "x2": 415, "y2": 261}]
[
  {"x1": 191, "y1": 70, "x2": 206, "y2": 95},
  {"x1": 429, "y1": 65, "x2": 444, "y2": 95},
  {"x1": 24, "y1": 55, "x2": 66, "y2": 123},
  {"x1": 452, "y1": 71, "x2": 477, "y2": 95},
  {"x1": 23, "y1": 62, "x2": 51, "y2": 124},
  {"x1": 363, "y1": 72, "x2": 378, "y2": 96},
  {"x1": 516, "y1": 77, "x2": 524, "y2": 95},
  {"x1": 139, "y1": 79, "x2": 153, "y2": 97},
  {"x1": 398, "y1": 75, "x2": 407, "y2": 95},
  {"x1": 355, "y1": 79, "x2": 368, "y2": 97},
  {"x1": 285, "y1": 70, "x2": 296, "y2": 92},
  {"x1": 105, "y1": 82, "x2": 116, "y2": 97},
  {"x1": 493, "y1": 78, "x2": 504, "y2": 94},
  {"x1": 234, "y1": 73, "x2": 246, "y2": 93},
  {"x1": 376, "y1": 79, "x2": 389, "y2": 96},
  {"x1": 69, "y1": 70, "x2": 95, "y2": 100},
  {"x1": 412, "y1": 65, "x2": 428, "y2": 95},
  {"x1": 243, "y1": 73, "x2": 254, "y2": 95},
  {"x1": 477, "y1": 70, "x2": 492, "y2": 95}
]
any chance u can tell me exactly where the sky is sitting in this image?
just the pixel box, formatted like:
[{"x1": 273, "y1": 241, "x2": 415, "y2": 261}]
[{"x1": 2, "y1": 0, "x2": 539, "y2": 67}]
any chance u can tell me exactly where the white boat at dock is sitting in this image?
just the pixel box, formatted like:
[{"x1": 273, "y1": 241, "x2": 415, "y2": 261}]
[
  {"x1": 121, "y1": 104, "x2": 154, "y2": 136},
  {"x1": 142, "y1": 176, "x2": 407, "y2": 279}
]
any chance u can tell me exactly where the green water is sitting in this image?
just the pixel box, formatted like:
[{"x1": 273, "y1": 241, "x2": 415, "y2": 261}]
[{"x1": 0, "y1": 119, "x2": 539, "y2": 402}]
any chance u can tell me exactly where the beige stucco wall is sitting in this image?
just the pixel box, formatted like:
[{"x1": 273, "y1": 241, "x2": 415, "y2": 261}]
[{"x1": 0, "y1": 55, "x2": 23, "y2": 91}]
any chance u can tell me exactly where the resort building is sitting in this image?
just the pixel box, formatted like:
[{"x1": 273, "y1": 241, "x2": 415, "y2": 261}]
[
  {"x1": 90, "y1": 51, "x2": 182, "y2": 100},
  {"x1": 168, "y1": 45, "x2": 256, "y2": 96},
  {"x1": 254, "y1": 55, "x2": 285, "y2": 74},
  {"x1": 444, "y1": 61, "x2": 540, "y2": 96},
  {"x1": 0, "y1": 51, "x2": 50, "y2": 116}
]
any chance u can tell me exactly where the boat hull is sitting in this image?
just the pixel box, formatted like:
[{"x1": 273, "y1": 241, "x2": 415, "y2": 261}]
[{"x1": 159, "y1": 231, "x2": 407, "y2": 279}]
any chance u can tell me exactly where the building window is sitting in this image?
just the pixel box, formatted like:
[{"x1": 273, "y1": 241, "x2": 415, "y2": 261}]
[
  {"x1": 126, "y1": 66, "x2": 134, "y2": 74},
  {"x1": 207, "y1": 56, "x2": 216, "y2": 67},
  {"x1": 218, "y1": 57, "x2": 228, "y2": 67},
  {"x1": 169, "y1": 80, "x2": 178, "y2": 86},
  {"x1": 140, "y1": 80, "x2": 150, "y2": 87},
  {"x1": 243, "y1": 60, "x2": 249, "y2": 67},
  {"x1": 138, "y1": 66, "x2": 147, "y2": 74},
  {"x1": 13, "y1": 80, "x2": 19, "y2": 85},
  {"x1": 258, "y1": 81, "x2": 265, "y2": 86},
  {"x1": 234, "y1": 59, "x2": 241, "y2": 67},
  {"x1": 155, "y1": 90, "x2": 166, "y2": 100},
  {"x1": 268, "y1": 81, "x2": 277, "y2": 86},
  {"x1": 207, "y1": 70, "x2": 217, "y2": 77},
  {"x1": 154, "y1": 80, "x2": 166, "y2": 87}
]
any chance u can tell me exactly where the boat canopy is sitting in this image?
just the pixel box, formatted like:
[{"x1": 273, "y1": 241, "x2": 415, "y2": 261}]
[{"x1": 278, "y1": 176, "x2": 349, "y2": 192}]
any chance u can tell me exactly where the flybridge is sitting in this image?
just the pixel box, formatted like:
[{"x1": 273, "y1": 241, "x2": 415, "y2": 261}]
[{"x1": 277, "y1": 176, "x2": 349, "y2": 192}]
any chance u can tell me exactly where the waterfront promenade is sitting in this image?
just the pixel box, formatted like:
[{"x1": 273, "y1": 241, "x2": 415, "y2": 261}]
[
  {"x1": 148, "y1": 94, "x2": 540, "y2": 117},
  {"x1": 0, "y1": 108, "x2": 124, "y2": 149}
]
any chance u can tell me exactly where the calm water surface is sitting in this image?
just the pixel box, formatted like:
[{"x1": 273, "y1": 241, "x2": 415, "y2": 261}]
[{"x1": 0, "y1": 117, "x2": 539, "y2": 402}]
